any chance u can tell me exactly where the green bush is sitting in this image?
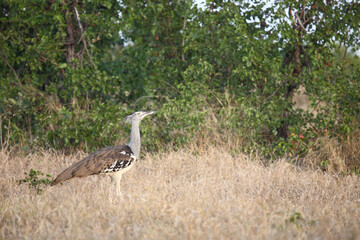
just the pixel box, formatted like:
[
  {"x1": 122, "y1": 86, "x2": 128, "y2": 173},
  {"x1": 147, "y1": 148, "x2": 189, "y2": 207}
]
[
  {"x1": 1, "y1": 0, "x2": 360, "y2": 167},
  {"x1": 18, "y1": 169, "x2": 53, "y2": 195}
]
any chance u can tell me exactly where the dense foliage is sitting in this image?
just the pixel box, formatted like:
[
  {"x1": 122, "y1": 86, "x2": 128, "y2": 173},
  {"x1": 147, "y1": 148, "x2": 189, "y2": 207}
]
[{"x1": 1, "y1": 1, "x2": 360, "y2": 164}]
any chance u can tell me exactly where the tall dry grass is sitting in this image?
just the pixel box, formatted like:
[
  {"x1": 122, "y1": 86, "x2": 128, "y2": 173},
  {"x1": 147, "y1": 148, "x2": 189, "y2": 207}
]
[
  {"x1": 1, "y1": 145, "x2": 359, "y2": 239},
  {"x1": 301, "y1": 132, "x2": 360, "y2": 174}
]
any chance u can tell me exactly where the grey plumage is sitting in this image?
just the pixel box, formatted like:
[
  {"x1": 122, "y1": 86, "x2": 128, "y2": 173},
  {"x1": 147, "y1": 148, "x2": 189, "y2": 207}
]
[{"x1": 51, "y1": 111, "x2": 155, "y2": 195}]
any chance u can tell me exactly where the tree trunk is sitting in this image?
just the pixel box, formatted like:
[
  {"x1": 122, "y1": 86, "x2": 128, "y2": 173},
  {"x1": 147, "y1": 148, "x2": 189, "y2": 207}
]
[
  {"x1": 277, "y1": 44, "x2": 302, "y2": 139},
  {"x1": 65, "y1": 7, "x2": 76, "y2": 66}
]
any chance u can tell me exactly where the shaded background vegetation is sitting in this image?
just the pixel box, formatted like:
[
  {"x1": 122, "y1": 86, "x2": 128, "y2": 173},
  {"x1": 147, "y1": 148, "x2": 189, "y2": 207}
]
[{"x1": 1, "y1": 0, "x2": 360, "y2": 171}]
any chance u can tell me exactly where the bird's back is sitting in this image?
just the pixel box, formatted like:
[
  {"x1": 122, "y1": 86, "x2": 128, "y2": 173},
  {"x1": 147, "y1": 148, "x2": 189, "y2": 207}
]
[{"x1": 51, "y1": 145, "x2": 135, "y2": 186}]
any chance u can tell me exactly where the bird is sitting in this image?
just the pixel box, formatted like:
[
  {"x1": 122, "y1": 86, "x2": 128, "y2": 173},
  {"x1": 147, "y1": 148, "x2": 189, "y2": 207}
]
[{"x1": 51, "y1": 111, "x2": 155, "y2": 195}]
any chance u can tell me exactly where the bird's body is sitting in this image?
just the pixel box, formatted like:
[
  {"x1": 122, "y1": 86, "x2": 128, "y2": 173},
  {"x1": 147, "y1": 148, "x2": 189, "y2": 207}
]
[
  {"x1": 51, "y1": 145, "x2": 136, "y2": 185},
  {"x1": 51, "y1": 111, "x2": 155, "y2": 195}
]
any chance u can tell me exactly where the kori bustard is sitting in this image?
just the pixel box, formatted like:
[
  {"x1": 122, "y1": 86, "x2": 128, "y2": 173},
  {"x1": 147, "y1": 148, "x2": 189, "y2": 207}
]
[{"x1": 51, "y1": 111, "x2": 155, "y2": 195}]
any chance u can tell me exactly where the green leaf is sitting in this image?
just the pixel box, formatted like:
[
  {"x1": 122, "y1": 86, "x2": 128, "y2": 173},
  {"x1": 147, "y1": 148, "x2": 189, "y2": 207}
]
[
  {"x1": 58, "y1": 63, "x2": 67, "y2": 68},
  {"x1": 102, "y1": 1, "x2": 112, "y2": 9}
]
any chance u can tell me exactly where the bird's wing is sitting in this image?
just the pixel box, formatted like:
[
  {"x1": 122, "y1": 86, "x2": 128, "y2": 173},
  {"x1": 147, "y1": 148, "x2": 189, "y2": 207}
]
[{"x1": 51, "y1": 145, "x2": 135, "y2": 186}]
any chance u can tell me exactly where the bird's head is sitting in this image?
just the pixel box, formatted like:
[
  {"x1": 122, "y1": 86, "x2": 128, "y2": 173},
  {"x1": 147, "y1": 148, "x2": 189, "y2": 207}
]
[{"x1": 123, "y1": 111, "x2": 155, "y2": 124}]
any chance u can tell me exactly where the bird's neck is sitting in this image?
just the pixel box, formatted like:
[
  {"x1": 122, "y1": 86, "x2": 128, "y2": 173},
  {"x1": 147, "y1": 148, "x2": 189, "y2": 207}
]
[{"x1": 129, "y1": 121, "x2": 141, "y2": 159}]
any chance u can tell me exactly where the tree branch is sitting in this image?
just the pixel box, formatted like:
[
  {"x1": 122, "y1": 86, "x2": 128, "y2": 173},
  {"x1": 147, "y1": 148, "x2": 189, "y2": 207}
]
[
  {"x1": 295, "y1": 12, "x2": 307, "y2": 33},
  {"x1": 0, "y1": 53, "x2": 22, "y2": 86},
  {"x1": 162, "y1": 18, "x2": 180, "y2": 61},
  {"x1": 74, "y1": 7, "x2": 84, "y2": 44},
  {"x1": 73, "y1": 6, "x2": 97, "y2": 70},
  {"x1": 181, "y1": 17, "x2": 186, "y2": 62}
]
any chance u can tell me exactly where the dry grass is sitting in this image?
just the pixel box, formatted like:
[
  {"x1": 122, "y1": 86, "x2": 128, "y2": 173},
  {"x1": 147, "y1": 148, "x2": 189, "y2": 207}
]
[
  {"x1": 302, "y1": 133, "x2": 360, "y2": 174},
  {"x1": 1, "y1": 145, "x2": 360, "y2": 240}
]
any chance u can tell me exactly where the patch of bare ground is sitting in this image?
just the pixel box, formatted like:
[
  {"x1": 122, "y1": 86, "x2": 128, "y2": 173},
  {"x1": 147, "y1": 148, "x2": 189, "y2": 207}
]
[{"x1": 1, "y1": 146, "x2": 359, "y2": 239}]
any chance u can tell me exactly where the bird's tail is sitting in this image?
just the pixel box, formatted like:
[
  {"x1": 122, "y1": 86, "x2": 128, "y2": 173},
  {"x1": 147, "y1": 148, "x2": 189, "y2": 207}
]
[
  {"x1": 51, "y1": 159, "x2": 90, "y2": 186},
  {"x1": 50, "y1": 179, "x2": 60, "y2": 186},
  {"x1": 50, "y1": 165, "x2": 79, "y2": 186},
  {"x1": 51, "y1": 171, "x2": 72, "y2": 186}
]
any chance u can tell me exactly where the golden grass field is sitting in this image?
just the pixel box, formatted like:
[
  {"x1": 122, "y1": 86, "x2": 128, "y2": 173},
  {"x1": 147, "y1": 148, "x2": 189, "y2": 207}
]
[{"x1": 1, "y1": 145, "x2": 360, "y2": 240}]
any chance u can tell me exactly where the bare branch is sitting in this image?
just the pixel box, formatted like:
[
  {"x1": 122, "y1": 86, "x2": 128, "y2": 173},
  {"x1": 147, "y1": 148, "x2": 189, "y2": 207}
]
[
  {"x1": 39, "y1": 55, "x2": 66, "y2": 76},
  {"x1": 74, "y1": 7, "x2": 84, "y2": 44},
  {"x1": 74, "y1": 7, "x2": 83, "y2": 32},
  {"x1": 0, "y1": 53, "x2": 22, "y2": 86},
  {"x1": 295, "y1": 12, "x2": 307, "y2": 33},
  {"x1": 73, "y1": 6, "x2": 97, "y2": 71},
  {"x1": 181, "y1": 17, "x2": 187, "y2": 63},
  {"x1": 162, "y1": 18, "x2": 180, "y2": 62},
  {"x1": 262, "y1": 80, "x2": 287, "y2": 104},
  {"x1": 83, "y1": 40, "x2": 97, "y2": 70},
  {"x1": 303, "y1": 17, "x2": 313, "y2": 26},
  {"x1": 300, "y1": 4, "x2": 305, "y2": 21},
  {"x1": 343, "y1": 46, "x2": 348, "y2": 60}
]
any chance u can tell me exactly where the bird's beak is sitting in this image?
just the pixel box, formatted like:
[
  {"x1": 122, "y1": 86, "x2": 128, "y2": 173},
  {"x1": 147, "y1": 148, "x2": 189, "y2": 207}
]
[
  {"x1": 145, "y1": 111, "x2": 156, "y2": 116},
  {"x1": 140, "y1": 111, "x2": 155, "y2": 120}
]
